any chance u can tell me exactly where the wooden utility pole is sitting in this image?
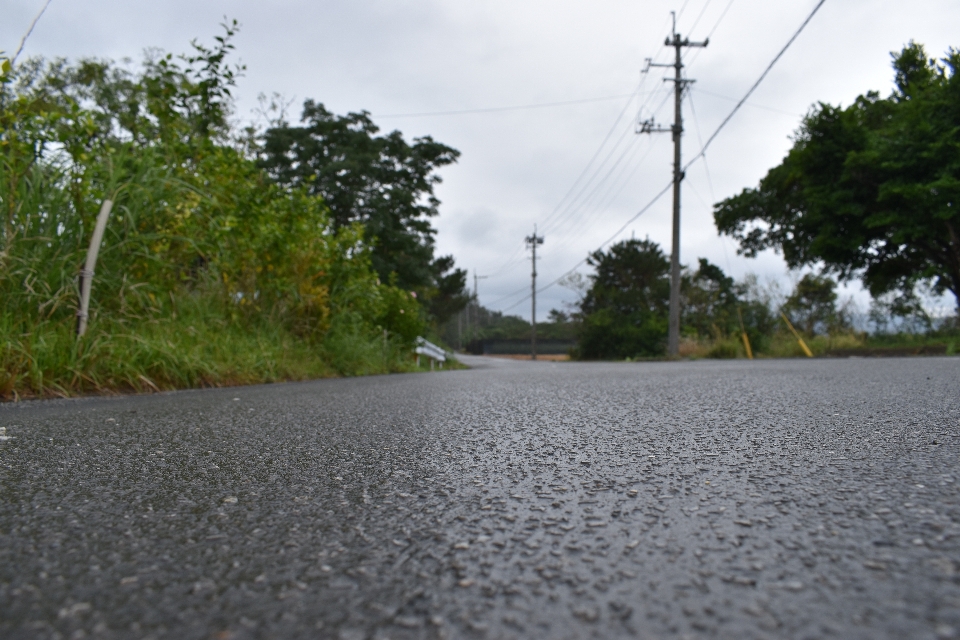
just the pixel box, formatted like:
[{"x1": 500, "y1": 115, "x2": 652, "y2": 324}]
[
  {"x1": 470, "y1": 270, "x2": 487, "y2": 349},
  {"x1": 640, "y1": 12, "x2": 707, "y2": 356},
  {"x1": 525, "y1": 226, "x2": 544, "y2": 360}
]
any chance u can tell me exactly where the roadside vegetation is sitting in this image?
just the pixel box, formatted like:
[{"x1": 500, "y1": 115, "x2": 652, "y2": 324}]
[
  {"x1": 0, "y1": 23, "x2": 469, "y2": 400},
  {"x1": 456, "y1": 237, "x2": 956, "y2": 361}
]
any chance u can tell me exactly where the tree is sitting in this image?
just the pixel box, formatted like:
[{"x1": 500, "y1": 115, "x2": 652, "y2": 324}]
[
  {"x1": 782, "y1": 274, "x2": 842, "y2": 335},
  {"x1": 258, "y1": 101, "x2": 469, "y2": 323},
  {"x1": 714, "y1": 43, "x2": 960, "y2": 313},
  {"x1": 682, "y1": 258, "x2": 740, "y2": 338},
  {"x1": 578, "y1": 239, "x2": 670, "y2": 358},
  {"x1": 425, "y1": 255, "x2": 471, "y2": 326},
  {"x1": 869, "y1": 289, "x2": 931, "y2": 334}
]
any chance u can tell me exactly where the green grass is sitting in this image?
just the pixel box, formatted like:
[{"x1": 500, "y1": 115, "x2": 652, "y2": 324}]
[
  {"x1": 676, "y1": 329, "x2": 959, "y2": 361},
  {"x1": 678, "y1": 331, "x2": 867, "y2": 359},
  {"x1": 0, "y1": 292, "x2": 436, "y2": 401},
  {"x1": 862, "y1": 331, "x2": 958, "y2": 350}
]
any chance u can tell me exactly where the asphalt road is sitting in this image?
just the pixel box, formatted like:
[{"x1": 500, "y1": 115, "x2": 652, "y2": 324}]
[{"x1": 1, "y1": 356, "x2": 959, "y2": 640}]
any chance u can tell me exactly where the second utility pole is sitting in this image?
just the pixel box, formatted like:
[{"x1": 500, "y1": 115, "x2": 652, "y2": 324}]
[
  {"x1": 641, "y1": 13, "x2": 707, "y2": 356},
  {"x1": 472, "y1": 270, "x2": 487, "y2": 346},
  {"x1": 525, "y1": 226, "x2": 544, "y2": 360}
]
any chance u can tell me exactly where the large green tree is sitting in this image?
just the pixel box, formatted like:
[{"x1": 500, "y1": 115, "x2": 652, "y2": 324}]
[
  {"x1": 577, "y1": 239, "x2": 670, "y2": 358},
  {"x1": 258, "y1": 101, "x2": 468, "y2": 324},
  {"x1": 714, "y1": 43, "x2": 960, "y2": 313},
  {"x1": 782, "y1": 273, "x2": 844, "y2": 335}
]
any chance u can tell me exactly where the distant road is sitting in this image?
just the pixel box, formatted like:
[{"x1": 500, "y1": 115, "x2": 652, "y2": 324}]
[{"x1": 2, "y1": 356, "x2": 958, "y2": 639}]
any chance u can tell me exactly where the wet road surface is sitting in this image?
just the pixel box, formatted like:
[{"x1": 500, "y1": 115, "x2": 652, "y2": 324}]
[{"x1": 1, "y1": 356, "x2": 959, "y2": 639}]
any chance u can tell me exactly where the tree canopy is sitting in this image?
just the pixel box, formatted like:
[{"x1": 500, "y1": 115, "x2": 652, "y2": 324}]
[
  {"x1": 577, "y1": 239, "x2": 671, "y2": 358},
  {"x1": 573, "y1": 239, "x2": 779, "y2": 358},
  {"x1": 714, "y1": 43, "x2": 960, "y2": 312},
  {"x1": 258, "y1": 102, "x2": 468, "y2": 323},
  {"x1": 782, "y1": 273, "x2": 846, "y2": 335}
]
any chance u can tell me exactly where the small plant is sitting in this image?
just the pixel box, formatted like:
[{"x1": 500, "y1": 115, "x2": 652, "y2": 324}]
[{"x1": 706, "y1": 339, "x2": 739, "y2": 359}]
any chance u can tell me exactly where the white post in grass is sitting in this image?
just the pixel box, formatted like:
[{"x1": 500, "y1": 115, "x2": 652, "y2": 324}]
[{"x1": 76, "y1": 199, "x2": 113, "y2": 337}]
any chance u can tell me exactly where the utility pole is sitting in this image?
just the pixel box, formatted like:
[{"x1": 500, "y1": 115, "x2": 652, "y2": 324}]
[
  {"x1": 473, "y1": 271, "x2": 488, "y2": 305},
  {"x1": 525, "y1": 226, "x2": 544, "y2": 360},
  {"x1": 472, "y1": 270, "x2": 487, "y2": 347},
  {"x1": 639, "y1": 12, "x2": 707, "y2": 356}
]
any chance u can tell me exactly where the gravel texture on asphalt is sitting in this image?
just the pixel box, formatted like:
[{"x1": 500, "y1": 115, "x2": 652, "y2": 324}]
[{"x1": 1, "y1": 356, "x2": 959, "y2": 639}]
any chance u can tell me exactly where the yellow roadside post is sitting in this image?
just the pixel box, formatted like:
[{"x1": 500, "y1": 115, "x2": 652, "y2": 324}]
[
  {"x1": 779, "y1": 311, "x2": 813, "y2": 358},
  {"x1": 737, "y1": 308, "x2": 754, "y2": 360}
]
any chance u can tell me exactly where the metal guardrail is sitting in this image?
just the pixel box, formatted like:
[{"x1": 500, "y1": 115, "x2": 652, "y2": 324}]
[{"x1": 415, "y1": 337, "x2": 447, "y2": 369}]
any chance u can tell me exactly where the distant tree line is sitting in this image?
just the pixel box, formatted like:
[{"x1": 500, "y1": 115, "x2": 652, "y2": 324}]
[{"x1": 568, "y1": 238, "x2": 859, "y2": 359}]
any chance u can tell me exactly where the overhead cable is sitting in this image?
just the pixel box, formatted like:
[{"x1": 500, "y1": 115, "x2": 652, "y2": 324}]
[
  {"x1": 485, "y1": 88, "x2": 644, "y2": 278},
  {"x1": 684, "y1": 0, "x2": 736, "y2": 65},
  {"x1": 686, "y1": 0, "x2": 715, "y2": 35},
  {"x1": 12, "y1": 0, "x2": 53, "y2": 64},
  {"x1": 684, "y1": 0, "x2": 827, "y2": 170},
  {"x1": 542, "y1": 81, "x2": 675, "y2": 240},
  {"x1": 501, "y1": 181, "x2": 673, "y2": 312},
  {"x1": 537, "y1": 90, "x2": 641, "y2": 234},
  {"x1": 495, "y1": 0, "x2": 828, "y2": 313},
  {"x1": 375, "y1": 92, "x2": 637, "y2": 119}
]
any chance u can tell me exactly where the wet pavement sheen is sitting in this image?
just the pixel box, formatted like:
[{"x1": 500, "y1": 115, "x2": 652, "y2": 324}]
[{"x1": 1, "y1": 356, "x2": 959, "y2": 639}]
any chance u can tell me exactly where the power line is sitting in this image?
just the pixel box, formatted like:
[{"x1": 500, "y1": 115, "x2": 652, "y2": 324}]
[
  {"x1": 684, "y1": 0, "x2": 827, "y2": 170},
  {"x1": 686, "y1": 0, "x2": 715, "y2": 35},
  {"x1": 488, "y1": 283, "x2": 533, "y2": 308},
  {"x1": 542, "y1": 125, "x2": 639, "y2": 237},
  {"x1": 486, "y1": 56, "x2": 674, "y2": 280},
  {"x1": 538, "y1": 90, "x2": 642, "y2": 234},
  {"x1": 486, "y1": 75, "x2": 675, "y2": 279},
  {"x1": 489, "y1": 15, "x2": 677, "y2": 278},
  {"x1": 690, "y1": 87, "x2": 799, "y2": 117},
  {"x1": 485, "y1": 88, "x2": 645, "y2": 278},
  {"x1": 686, "y1": 89, "x2": 717, "y2": 206},
  {"x1": 684, "y1": 0, "x2": 736, "y2": 66},
  {"x1": 553, "y1": 138, "x2": 653, "y2": 243},
  {"x1": 542, "y1": 81, "x2": 674, "y2": 240},
  {"x1": 12, "y1": 0, "x2": 53, "y2": 64},
  {"x1": 495, "y1": 0, "x2": 828, "y2": 315},
  {"x1": 704, "y1": 0, "x2": 736, "y2": 40},
  {"x1": 544, "y1": 134, "x2": 662, "y2": 261},
  {"x1": 540, "y1": 66, "x2": 676, "y2": 237},
  {"x1": 501, "y1": 181, "x2": 673, "y2": 312},
  {"x1": 535, "y1": 15, "x2": 678, "y2": 239},
  {"x1": 375, "y1": 92, "x2": 637, "y2": 118}
]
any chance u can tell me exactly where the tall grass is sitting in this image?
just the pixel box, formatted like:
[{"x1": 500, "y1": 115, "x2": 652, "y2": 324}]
[
  {"x1": 676, "y1": 331, "x2": 868, "y2": 360},
  {"x1": 0, "y1": 288, "x2": 429, "y2": 400}
]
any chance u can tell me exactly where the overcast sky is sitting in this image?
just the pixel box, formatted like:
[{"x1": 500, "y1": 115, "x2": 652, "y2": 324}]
[{"x1": 4, "y1": 0, "x2": 959, "y2": 319}]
